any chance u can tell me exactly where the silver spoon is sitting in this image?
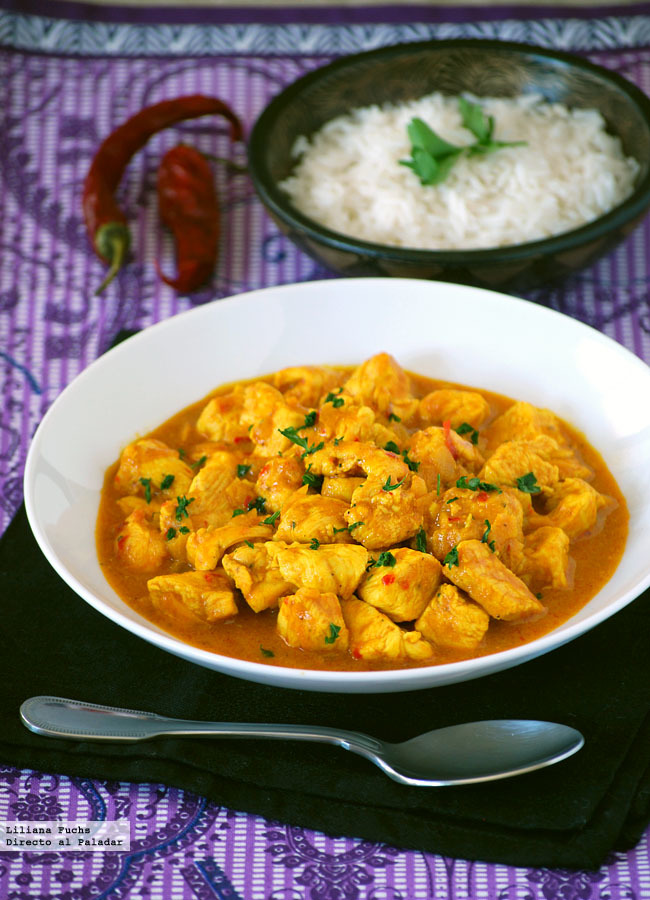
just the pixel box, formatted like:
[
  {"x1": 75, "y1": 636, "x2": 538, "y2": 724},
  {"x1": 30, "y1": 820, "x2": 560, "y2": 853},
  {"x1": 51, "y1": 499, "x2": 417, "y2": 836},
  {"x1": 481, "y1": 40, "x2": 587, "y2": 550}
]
[{"x1": 20, "y1": 695, "x2": 583, "y2": 788}]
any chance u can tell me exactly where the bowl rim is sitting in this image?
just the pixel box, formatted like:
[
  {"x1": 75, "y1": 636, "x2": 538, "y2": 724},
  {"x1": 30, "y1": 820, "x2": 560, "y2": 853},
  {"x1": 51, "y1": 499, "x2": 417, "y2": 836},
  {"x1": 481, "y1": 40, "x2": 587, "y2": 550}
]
[
  {"x1": 22, "y1": 277, "x2": 650, "y2": 692},
  {"x1": 247, "y1": 37, "x2": 650, "y2": 263}
]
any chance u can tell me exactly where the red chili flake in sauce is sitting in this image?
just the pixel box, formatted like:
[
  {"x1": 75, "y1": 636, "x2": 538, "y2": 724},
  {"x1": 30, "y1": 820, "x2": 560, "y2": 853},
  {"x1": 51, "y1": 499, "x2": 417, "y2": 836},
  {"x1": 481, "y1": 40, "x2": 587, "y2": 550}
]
[
  {"x1": 476, "y1": 491, "x2": 488, "y2": 502},
  {"x1": 259, "y1": 463, "x2": 271, "y2": 477},
  {"x1": 116, "y1": 535, "x2": 127, "y2": 549},
  {"x1": 352, "y1": 648, "x2": 362, "y2": 659},
  {"x1": 447, "y1": 516, "x2": 461, "y2": 523},
  {"x1": 234, "y1": 436, "x2": 249, "y2": 444},
  {"x1": 382, "y1": 573, "x2": 396, "y2": 585},
  {"x1": 442, "y1": 419, "x2": 458, "y2": 460},
  {"x1": 398, "y1": 579, "x2": 410, "y2": 590}
]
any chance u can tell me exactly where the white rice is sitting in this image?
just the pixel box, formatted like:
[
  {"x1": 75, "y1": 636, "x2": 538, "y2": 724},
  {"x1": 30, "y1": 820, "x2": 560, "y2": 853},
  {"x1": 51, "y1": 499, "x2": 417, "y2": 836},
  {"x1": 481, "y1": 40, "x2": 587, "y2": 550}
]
[{"x1": 279, "y1": 92, "x2": 639, "y2": 250}]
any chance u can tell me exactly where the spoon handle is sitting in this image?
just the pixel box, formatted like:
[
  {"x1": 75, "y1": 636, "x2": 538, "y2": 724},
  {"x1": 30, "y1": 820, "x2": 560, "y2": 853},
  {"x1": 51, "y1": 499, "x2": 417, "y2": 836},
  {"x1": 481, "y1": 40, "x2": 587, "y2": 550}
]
[{"x1": 20, "y1": 695, "x2": 382, "y2": 754}]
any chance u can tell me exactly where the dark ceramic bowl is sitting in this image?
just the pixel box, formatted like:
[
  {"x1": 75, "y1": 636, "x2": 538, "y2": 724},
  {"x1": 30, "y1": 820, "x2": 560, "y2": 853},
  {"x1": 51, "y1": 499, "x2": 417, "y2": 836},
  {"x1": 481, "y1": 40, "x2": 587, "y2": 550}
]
[{"x1": 248, "y1": 39, "x2": 650, "y2": 291}]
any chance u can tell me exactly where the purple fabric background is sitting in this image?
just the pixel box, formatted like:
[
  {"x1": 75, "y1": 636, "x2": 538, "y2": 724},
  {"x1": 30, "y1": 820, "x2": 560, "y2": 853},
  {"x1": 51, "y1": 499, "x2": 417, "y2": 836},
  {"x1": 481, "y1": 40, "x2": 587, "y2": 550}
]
[{"x1": 1, "y1": 4, "x2": 650, "y2": 898}]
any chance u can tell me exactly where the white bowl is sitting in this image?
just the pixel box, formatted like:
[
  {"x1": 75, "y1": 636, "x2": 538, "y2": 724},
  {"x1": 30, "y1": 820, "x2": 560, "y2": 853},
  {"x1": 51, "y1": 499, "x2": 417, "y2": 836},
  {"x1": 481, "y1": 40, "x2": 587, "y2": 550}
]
[{"x1": 24, "y1": 278, "x2": 650, "y2": 693}]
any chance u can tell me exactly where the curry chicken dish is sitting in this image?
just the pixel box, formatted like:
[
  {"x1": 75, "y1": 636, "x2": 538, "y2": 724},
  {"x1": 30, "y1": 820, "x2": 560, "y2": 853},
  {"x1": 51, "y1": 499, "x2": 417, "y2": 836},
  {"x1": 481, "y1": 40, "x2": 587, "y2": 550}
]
[{"x1": 97, "y1": 353, "x2": 628, "y2": 671}]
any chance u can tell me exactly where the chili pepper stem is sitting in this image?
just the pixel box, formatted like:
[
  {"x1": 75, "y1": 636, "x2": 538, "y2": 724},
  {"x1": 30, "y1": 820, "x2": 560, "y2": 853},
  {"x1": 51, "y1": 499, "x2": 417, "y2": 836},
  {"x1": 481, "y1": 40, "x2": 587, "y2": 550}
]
[{"x1": 94, "y1": 223, "x2": 130, "y2": 294}]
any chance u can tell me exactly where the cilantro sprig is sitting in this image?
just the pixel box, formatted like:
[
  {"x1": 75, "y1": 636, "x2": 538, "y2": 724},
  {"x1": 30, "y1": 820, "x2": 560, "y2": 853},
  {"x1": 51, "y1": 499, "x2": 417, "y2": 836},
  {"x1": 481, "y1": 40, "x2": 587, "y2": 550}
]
[
  {"x1": 516, "y1": 472, "x2": 542, "y2": 494},
  {"x1": 400, "y1": 98, "x2": 526, "y2": 186}
]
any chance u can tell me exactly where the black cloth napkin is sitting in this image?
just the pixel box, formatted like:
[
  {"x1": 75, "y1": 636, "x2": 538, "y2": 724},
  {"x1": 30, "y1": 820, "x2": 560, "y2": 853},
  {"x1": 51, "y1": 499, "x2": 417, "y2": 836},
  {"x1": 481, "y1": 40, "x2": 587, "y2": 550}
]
[{"x1": 1, "y1": 503, "x2": 650, "y2": 870}]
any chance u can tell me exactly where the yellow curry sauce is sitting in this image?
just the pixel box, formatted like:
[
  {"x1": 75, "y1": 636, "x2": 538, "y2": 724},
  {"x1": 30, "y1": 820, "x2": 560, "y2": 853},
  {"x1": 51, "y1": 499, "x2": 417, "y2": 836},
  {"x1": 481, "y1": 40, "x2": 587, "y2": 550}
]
[{"x1": 96, "y1": 354, "x2": 628, "y2": 672}]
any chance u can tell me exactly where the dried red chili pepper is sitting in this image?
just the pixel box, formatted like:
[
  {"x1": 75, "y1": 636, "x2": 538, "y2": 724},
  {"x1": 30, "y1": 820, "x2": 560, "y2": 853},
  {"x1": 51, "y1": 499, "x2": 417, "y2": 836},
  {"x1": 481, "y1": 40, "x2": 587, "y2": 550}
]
[
  {"x1": 156, "y1": 145, "x2": 219, "y2": 293},
  {"x1": 82, "y1": 95, "x2": 243, "y2": 292}
]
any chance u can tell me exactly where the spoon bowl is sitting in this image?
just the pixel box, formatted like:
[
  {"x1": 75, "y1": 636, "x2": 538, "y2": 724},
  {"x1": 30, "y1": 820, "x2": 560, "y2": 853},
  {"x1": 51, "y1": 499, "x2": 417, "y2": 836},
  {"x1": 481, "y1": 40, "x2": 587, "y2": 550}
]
[{"x1": 20, "y1": 696, "x2": 584, "y2": 787}]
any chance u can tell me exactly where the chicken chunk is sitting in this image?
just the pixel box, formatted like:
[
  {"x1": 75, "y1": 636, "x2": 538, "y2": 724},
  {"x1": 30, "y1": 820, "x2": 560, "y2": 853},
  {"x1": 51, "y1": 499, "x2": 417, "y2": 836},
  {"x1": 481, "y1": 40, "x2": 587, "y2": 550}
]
[
  {"x1": 480, "y1": 440, "x2": 559, "y2": 494},
  {"x1": 415, "y1": 584, "x2": 490, "y2": 651},
  {"x1": 196, "y1": 387, "x2": 248, "y2": 443},
  {"x1": 541, "y1": 478, "x2": 609, "y2": 540},
  {"x1": 308, "y1": 440, "x2": 409, "y2": 483},
  {"x1": 408, "y1": 427, "x2": 484, "y2": 492},
  {"x1": 358, "y1": 548, "x2": 442, "y2": 621},
  {"x1": 519, "y1": 526, "x2": 572, "y2": 591},
  {"x1": 418, "y1": 389, "x2": 491, "y2": 430},
  {"x1": 343, "y1": 353, "x2": 419, "y2": 423},
  {"x1": 429, "y1": 486, "x2": 525, "y2": 572},
  {"x1": 265, "y1": 542, "x2": 368, "y2": 599},
  {"x1": 187, "y1": 512, "x2": 274, "y2": 570},
  {"x1": 115, "y1": 508, "x2": 169, "y2": 572},
  {"x1": 240, "y1": 382, "x2": 286, "y2": 427},
  {"x1": 186, "y1": 452, "x2": 259, "y2": 527},
  {"x1": 346, "y1": 474, "x2": 427, "y2": 550},
  {"x1": 446, "y1": 540, "x2": 545, "y2": 622},
  {"x1": 320, "y1": 476, "x2": 365, "y2": 503},
  {"x1": 148, "y1": 570, "x2": 238, "y2": 623},
  {"x1": 273, "y1": 365, "x2": 342, "y2": 408},
  {"x1": 277, "y1": 588, "x2": 349, "y2": 652},
  {"x1": 483, "y1": 401, "x2": 569, "y2": 452},
  {"x1": 313, "y1": 397, "x2": 376, "y2": 444},
  {"x1": 250, "y1": 403, "x2": 308, "y2": 458},
  {"x1": 222, "y1": 543, "x2": 294, "y2": 612},
  {"x1": 255, "y1": 456, "x2": 304, "y2": 513},
  {"x1": 114, "y1": 439, "x2": 193, "y2": 499},
  {"x1": 274, "y1": 487, "x2": 350, "y2": 544},
  {"x1": 341, "y1": 598, "x2": 433, "y2": 662}
]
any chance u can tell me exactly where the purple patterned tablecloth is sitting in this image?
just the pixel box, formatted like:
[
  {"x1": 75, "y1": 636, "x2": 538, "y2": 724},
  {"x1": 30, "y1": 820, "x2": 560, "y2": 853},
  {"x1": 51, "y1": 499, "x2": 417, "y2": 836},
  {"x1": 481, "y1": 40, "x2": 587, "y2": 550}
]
[{"x1": 2, "y1": 2, "x2": 650, "y2": 898}]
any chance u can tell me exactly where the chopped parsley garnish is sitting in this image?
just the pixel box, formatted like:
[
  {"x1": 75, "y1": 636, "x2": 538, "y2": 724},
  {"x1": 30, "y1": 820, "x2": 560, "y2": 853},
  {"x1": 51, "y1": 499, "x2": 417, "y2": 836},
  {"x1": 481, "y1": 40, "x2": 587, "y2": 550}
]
[
  {"x1": 324, "y1": 623, "x2": 341, "y2": 644},
  {"x1": 139, "y1": 477, "x2": 152, "y2": 503},
  {"x1": 302, "y1": 441, "x2": 324, "y2": 460},
  {"x1": 436, "y1": 473, "x2": 441, "y2": 496},
  {"x1": 260, "y1": 646, "x2": 275, "y2": 658},
  {"x1": 401, "y1": 449, "x2": 420, "y2": 472},
  {"x1": 277, "y1": 426, "x2": 323, "y2": 459},
  {"x1": 445, "y1": 496, "x2": 459, "y2": 505},
  {"x1": 481, "y1": 519, "x2": 496, "y2": 552},
  {"x1": 382, "y1": 475, "x2": 406, "y2": 492},
  {"x1": 232, "y1": 508, "x2": 245, "y2": 517},
  {"x1": 175, "y1": 495, "x2": 195, "y2": 521},
  {"x1": 165, "y1": 527, "x2": 176, "y2": 541},
  {"x1": 400, "y1": 99, "x2": 526, "y2": 186},
  {"x1": 333, "y1": 436, "x2": 342, "y2": 446},
  {"x1": 179, "y1": 526, "x2": 190, "y2": 535},
  {"x1": 160, "y1": 474, "x2": 175, "y2": 491},
  {"x1": 456, "y1": 475, "x2": 501, "y2": 493},
  {"x1": 371, "y1": 551, "x2": 397, "y2": 569},
  {"x1": 334, "y1": 522, "x2": 364, "y2": 535},
  {"x1": 456, "y1": 422, "x2": 479, "y2": 445},
  {"x1": 444, "y1": 546, "x2": 459, "y2": 568},
  {"x1": 309, "y1": 538, "x2": 320, "y2": 550},
  {"x1": 262, "y1": 510, "x2": 280, "y2": 526},
  {"x1": 302, "y1": 410, "x2": 318, "y2": 428},
  {"x1": 191, "y1": 455, "x2": 208, "y2": 470},
  {"x1": 388, "y1": 413, "x2": 401, "y2": 422},
  {"x1": 245, "y1": 540, "x2": 254, "y2": 548},
  {"x1": 325, "y1": 388, "x2": 344, "y2": 408},
  {"x1": 302, "y1": 465, "x2": 324, "y2": 491},
  {"x1": 384, "y1": 441, "x2": 400, "y2": 454},
  {"x1": 237, "y1": 464, "x2": 251, "y2": 479},
  {"x1": 415, "y1": 527, "x2": 427, "y2": 553},
  {"x1": 516, "y1": 472, "x2": 542, "y2": 494},
  {"x1": 178, "y1": 448, "x2": 187, "y2": 459},
  {"x1": 247, "y1": 496, "x2": 267, "y2": 514}
]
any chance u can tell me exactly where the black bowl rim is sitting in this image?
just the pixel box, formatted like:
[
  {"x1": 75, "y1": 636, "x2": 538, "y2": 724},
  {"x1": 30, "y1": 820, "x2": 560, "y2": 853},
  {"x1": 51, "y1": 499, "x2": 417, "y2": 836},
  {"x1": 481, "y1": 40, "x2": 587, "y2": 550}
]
[{"x1": 248, "y1": 38, "x2": 650, "y2": 264}]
